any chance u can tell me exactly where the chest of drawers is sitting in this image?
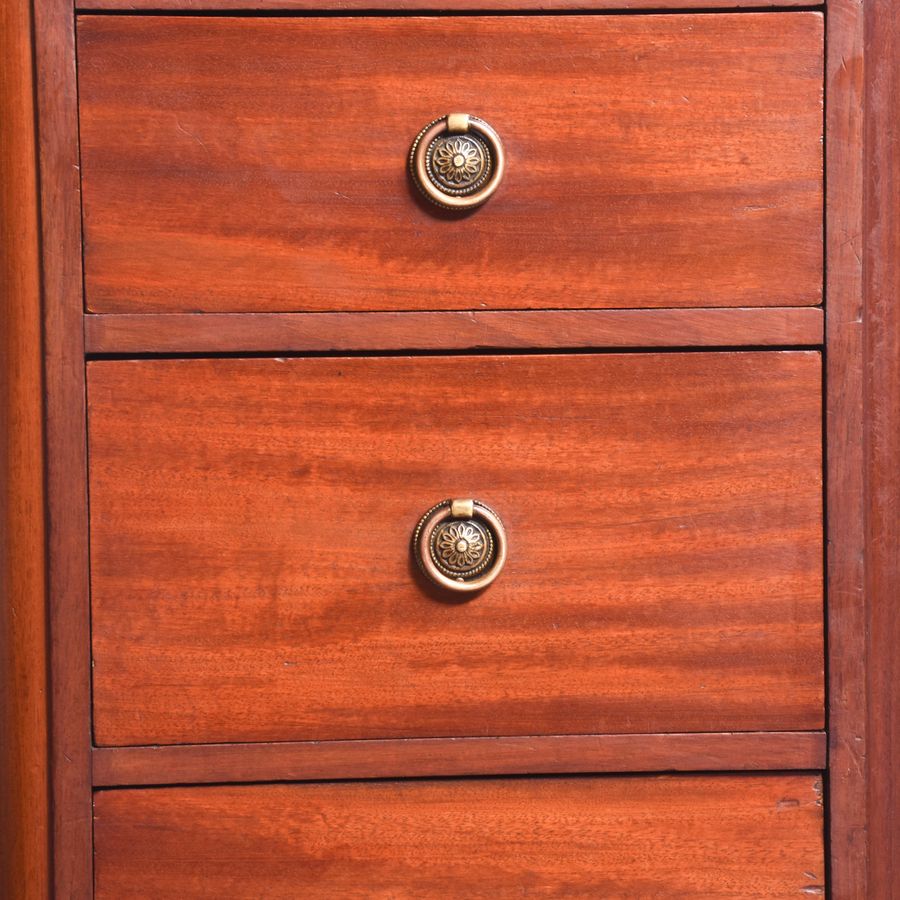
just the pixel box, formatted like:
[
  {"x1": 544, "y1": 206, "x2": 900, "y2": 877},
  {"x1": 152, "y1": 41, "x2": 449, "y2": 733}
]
[{"x1": 2, "y1": 0, "x2": 898, "y2": 897}]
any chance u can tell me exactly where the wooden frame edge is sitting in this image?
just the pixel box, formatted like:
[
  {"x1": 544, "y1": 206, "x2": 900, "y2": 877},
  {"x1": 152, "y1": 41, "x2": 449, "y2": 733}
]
[
  {"x1": 33, "y1": 0, "x2": 93, "y2": 895},
  {"x1": 826, "y1": 1, "x2": 867, "y2": 895},
  {"x1": 861, "y1": 0, "x2": 899, "y2": 893},
  {"x1": 84, "y1": 308, "x2": 825, "y2": 355},
  {"x1": 826, "y1": 0, "x2": 900, "y2": 896},
  {"x1": 74, "y1": 0, "x2": 822, "y2": 12},
  {"x1": 1, "y1": 0, "x2": 51, "y2": 896},
  {"x1": 92, "y1": 732, "x2": 828, "y2": 788}
]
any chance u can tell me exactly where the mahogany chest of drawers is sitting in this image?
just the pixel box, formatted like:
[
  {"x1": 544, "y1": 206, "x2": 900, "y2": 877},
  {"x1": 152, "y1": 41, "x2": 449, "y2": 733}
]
[{"x1": 2, "y1": 0, "x2": 897, "y2": 897}]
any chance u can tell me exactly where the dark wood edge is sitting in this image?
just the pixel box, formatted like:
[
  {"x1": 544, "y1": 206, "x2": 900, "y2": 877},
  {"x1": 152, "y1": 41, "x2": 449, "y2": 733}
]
[
  {"x1": 75, "y1": 1, "x2": 821, "y2": 11},
  {"x1": 826, "y1": 3, "x2": 867, "y2": 896},
  {"x1": 84, "y1": 308, "x2": 824, "y2": 355},
  {"x1": 33, "y1": 0, "x2": 93, "y2": 895},
  {"x1": 1, "y1": 0, "x2": 51, "y2": 896},
  {"x1": 861, "y1": 0, "x2": 900, "y2": 895},
  {"x1": 826, "y1": 0, "x2": 900, "y2": 897},
  {"x1": 91, "y1": 732, "x2": 827, "y2": 787}
]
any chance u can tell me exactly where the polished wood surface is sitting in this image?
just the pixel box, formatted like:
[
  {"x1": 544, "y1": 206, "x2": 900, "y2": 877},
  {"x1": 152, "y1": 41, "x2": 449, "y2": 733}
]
[
  {"x1": 93, "y1": 775, "x2": 825, "y2": 898},
  {"x1": 14, "y1": 0, "x2": 899, "y2": 894},
  {"x1": 77, "y1": 14, "x2": 824, "y2": 314},
  {"x1": 861, "y1": 0, "x2": 900, "y2": 893},
  {"x1": 84, "y1": 307, "x2": 825, "y2": 355},
  {"x1": 32, "y1": 0, "x2": 94, "y2": 893},
  {"x1": 93, "y1": 731, "x2": 826, "y2": 787},
  {"x1": 79, "y1": 0, "x2": 820, "y2": 9},
  {"x1": 0, "y1": 0, "x2": 49, "y2": 895},
  {"x1": 825, "y1": 2, "x2": 868, "y2": 896},
  {"x1": 89, "y1": 352, "x2": 823, "y2": 746}
]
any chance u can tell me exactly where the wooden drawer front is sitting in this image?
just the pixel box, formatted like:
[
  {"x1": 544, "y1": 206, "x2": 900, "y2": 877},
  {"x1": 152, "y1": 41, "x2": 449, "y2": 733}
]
[
  {"x1": 77, "y1": 14, "x2": 823, "y2": 314},
  {"x1": 88, "y1": 353, "x2": 823, "y2": 746},
  {"x1": 93, "y1": 776, "x2": 825, "y2": 898}
]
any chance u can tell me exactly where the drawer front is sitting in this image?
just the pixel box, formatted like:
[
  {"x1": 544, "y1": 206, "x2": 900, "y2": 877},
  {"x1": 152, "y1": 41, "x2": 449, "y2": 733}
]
[
  {"x1": 88, "y1": 353, "x2": 823, "y2": 746},
  {"x1": 93, "y1": 775, "x2": 825, "y2": 898},
  {"x1": 77, "y1": 14, "x2": 823, "y2": 314}
]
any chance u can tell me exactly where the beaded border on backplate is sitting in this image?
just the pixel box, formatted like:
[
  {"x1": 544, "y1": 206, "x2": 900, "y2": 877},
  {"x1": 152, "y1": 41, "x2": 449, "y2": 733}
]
[
  {"x1": 429, "y1": 518, "x2": 495, "y2": 579},
  {"x1": 408, "y1": 116, "x2": 496, "y2": 209},
  {"x1": 424, "y1": 132, "x2": 494, "y2": 196}
]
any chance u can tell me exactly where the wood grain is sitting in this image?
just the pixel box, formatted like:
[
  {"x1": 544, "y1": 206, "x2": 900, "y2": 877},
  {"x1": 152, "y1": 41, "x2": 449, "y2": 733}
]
[
  {"x1": 0, "y1": 0, "x2": 49, "y2": 895},
  {"x1": 92, "y1": 731, "x2": 827, "y2": 787},
  {"x1": 32, "y1": 0, "x2": 94, "y2": 894},
  {"x1": 78, "y1": 0, "x2": 821, "y2": 10},
  {"x1": 93, "y1": 775, "x2": 826, "y2": 898},
  {"x1": 84, "y1": 307, "x2": 825, "y2": 355},
  {"x1": 825, "y1": 2, "x2": 868, "y2": 897},
  {"x1": 88, "y1": 352, "x2": 823, "y2": 746},
  {"x1": 77, "y1": 14, "x2": 824, "y2": 314},
  {"x1": 862, "y1": 0, "x2": 900, "y2": 894}
]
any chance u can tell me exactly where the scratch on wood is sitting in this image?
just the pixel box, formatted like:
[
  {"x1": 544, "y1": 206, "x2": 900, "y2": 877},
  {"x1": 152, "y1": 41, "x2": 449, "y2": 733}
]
[{"x1": 174, "y1": 116, "x2": 208, "y2": 151}]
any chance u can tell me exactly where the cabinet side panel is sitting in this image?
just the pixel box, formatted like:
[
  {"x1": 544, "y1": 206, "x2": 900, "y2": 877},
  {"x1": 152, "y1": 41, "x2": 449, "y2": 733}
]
[
  {"x1": 33, "y1": 0, "x2": 92, "y2": 895},
  {"x1": 863, "y1": 0, "x2": 900, "y2": 894},
  {"x1": 0, "y1": 0, "x2": 50, "y2": 895},
  {"x1": 825, "y1": 0, "x2": 874, "y2": 896}
]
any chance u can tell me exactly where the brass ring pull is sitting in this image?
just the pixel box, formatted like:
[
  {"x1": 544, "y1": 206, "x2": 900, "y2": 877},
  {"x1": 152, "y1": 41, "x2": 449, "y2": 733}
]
[
  {"x1": 413, "y1": 499, "x2": 507, "y2": 592},
  {"x1": 409, "y1": 114, "x2": 505, "y2": 210}
]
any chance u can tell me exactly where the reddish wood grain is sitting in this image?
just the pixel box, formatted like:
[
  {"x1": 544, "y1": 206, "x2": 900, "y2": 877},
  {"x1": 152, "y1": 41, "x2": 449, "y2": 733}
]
[
  {"x1": 77, "y1": 14, "x2": 824, "y2": 314},
  {"x1": 84, "y1": 307, "x2": 825, "y2": 355},
  {"x1": 0, "y1": 0, "x2": 50, "y2": 896},
  {"x1": 825, "y1": 2, "x2": 868, "y2": 897},
  {"x1": 862, "y1": 0, "x2": 900, "y2": 894},
  {"x1": 32, "y1": 0, "x2": 93, "y2": 894},
  {"x1": 92, "y1": 731, "x2": 827, "y2": 787},
  {"x1": 16, "y1": 0, "x2": 895, "y2": 894},
  {"x1": 78, "y1": 0, "x2": 820, "y2": 9},
  {"x1": 93, "y1": 775, "x2": 826, "y2": 898},
  {"x1": 88, "y1": 353, "x2": 823, "y2": 746}
]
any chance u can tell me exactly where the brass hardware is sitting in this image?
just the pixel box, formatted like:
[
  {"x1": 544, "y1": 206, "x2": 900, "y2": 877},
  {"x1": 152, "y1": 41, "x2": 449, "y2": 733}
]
[
  {"x1": 413, "y1": 499, "x2": 507, "y2": 592},
  {"x1": 450, "y1": 499, "x2": 474, "y2": 519},
  {"x1": 446, "y1": 113, "x2": 470, "y2": 134},
  {"x1": 409, "y1": 115, "x2": 505, "y2": 210}
]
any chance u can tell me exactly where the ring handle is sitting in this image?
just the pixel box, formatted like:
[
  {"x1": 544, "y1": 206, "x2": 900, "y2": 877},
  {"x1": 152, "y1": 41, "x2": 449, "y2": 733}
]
[
  {"x1": 409, "y1": 114, "x2": 505, "y2": 210},
  {"x1": 413, "y1": 499, "x2": 507, "y2": 593}
]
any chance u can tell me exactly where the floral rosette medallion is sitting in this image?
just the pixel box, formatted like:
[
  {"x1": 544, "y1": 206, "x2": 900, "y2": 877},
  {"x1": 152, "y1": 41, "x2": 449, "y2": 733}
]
[
  {"x1": 409, "y1": 114, "x2": 506, "y2": 210},
  {"x1": 413, "y1": 499, "x2": 508, "y2": 592}
]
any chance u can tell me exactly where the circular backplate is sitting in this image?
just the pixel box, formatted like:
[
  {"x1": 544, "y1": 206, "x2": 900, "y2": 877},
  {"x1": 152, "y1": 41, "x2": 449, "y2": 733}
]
[
  {"x1": 409, "y1": 116, "x2": 505, "y2": 210},
  {"x1": 413, "y1": 499, "x2": 507, "y2": 592}
]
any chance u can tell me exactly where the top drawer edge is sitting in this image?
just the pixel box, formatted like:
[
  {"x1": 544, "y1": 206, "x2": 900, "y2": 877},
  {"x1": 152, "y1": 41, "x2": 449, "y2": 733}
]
[{"x1": 76, "y1": 2, "x2": 823, "y2": 12}]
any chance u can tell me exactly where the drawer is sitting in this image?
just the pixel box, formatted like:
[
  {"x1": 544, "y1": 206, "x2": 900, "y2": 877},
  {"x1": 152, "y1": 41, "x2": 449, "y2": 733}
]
[
  {"x1": 88, "y1": 352, "x2": 823, "y2": 746},
  {"x1": 93, "y1": 775, "x2": 825, "y2": 898},
  {"x1": 77, "y1": 14, "x2": 823, "y2": 314}
]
